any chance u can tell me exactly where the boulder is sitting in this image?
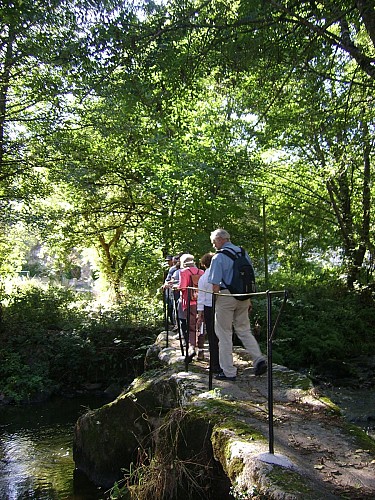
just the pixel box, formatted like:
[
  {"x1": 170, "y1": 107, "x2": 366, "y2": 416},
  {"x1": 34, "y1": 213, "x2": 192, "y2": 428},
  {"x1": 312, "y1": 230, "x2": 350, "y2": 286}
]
[{"x1": 73, "y1": 367, "x2": 181, "y2": 487}]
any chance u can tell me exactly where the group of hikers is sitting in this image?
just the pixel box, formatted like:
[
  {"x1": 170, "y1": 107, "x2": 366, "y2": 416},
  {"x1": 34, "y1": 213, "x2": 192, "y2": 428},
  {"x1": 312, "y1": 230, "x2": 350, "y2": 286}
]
[{"x1": 163, "y1": 228, "x2": 267, "y2": 381}]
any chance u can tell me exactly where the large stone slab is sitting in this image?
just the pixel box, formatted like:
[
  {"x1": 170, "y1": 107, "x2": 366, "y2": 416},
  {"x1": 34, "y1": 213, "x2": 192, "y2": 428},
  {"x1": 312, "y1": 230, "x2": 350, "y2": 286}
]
[{"x1": 74, "y1": 332, "x2": 375, "y2": 498}]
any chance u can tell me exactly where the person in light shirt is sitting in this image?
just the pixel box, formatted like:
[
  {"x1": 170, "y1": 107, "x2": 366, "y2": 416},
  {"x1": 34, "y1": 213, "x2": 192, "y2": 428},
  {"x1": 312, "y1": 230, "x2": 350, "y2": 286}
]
[
  {"x1": 196, "y1": 252, "x2": 221, "y2": 370},
  {"x1": 208, "y1": 228, "x2": 267, "y2": 381}
]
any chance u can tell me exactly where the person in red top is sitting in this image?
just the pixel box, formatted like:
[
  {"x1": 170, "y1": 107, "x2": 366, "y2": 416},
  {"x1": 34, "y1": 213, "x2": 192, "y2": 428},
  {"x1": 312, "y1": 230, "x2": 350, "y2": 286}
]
[{"x1": 178, "y1": 254, "x2": 204, "y2": 359}]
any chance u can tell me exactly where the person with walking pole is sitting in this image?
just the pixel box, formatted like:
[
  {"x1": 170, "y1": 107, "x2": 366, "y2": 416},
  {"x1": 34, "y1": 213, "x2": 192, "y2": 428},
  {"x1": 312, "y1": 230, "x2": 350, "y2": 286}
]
[
  {"x1": 173, "y1": 293, "x2": 184, "y2": 356},
  {"x1": 177, "y1": 254, "x2": 204, "y2": 364},
  {"x1": 162, "y1": 255, "x2": 175, "y2": 334},
  {"x1": 168, "y1": 256, "x2": 186, "y2": 356}
]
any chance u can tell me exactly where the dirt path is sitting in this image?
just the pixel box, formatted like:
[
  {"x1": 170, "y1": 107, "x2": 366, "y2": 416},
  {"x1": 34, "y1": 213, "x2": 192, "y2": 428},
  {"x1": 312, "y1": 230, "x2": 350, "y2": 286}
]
[{"x1": 187, "y1": 345, "x2": 375, "y2": 499}]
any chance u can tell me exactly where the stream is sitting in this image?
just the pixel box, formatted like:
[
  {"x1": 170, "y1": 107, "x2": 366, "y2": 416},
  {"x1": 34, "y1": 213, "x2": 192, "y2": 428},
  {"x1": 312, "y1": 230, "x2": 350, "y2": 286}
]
[
  {"x1": 0, "y1": 386, "x2": 374, "y2": 500},
  {"x1": 321, "y1": 386, "x2": 375, "y2": 440},
  {"x1": 0, "y1": 395, "x2": 111, "y2": 500}
]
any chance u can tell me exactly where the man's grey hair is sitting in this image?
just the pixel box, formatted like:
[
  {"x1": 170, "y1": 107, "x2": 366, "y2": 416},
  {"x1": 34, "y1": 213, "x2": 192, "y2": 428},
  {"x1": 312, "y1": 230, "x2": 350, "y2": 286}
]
[{"x1": 210, "y1": 228, "x2": 231, "y2": 241}]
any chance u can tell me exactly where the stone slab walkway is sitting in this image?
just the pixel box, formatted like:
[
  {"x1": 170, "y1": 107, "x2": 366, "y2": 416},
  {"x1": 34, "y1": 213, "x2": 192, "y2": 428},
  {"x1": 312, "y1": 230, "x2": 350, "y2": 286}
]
[{"x1": 161, "y1": 332, "x2": 375, "y2": 499}]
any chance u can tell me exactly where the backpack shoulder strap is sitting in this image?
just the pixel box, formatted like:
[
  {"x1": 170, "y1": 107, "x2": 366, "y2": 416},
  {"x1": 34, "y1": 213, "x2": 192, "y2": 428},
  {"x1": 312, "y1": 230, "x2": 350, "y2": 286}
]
[
  {"x1": 188, "y1": 267, "x2": 199, "y2": 276},
  {"x1": 218, "y1": 247, "x2": 242, "y2": 260}
]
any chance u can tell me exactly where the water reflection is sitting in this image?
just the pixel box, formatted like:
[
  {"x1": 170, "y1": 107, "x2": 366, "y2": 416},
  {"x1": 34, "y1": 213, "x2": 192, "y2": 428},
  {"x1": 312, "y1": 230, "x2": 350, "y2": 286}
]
[
  {"x1": 322, "y1": 386, "x2": 375, "y2": 439},
  {"x1": 2, "y1": 388, "x2": 373, "y2": 499},
  {"x1": 0, "y1": 396, "x2": 110, "y2": 499}
]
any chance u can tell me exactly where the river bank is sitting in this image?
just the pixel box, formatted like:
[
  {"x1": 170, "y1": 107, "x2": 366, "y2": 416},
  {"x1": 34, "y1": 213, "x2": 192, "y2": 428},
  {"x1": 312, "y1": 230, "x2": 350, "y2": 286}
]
[{"x1": 309, "y1": 355, "x2": 375, "y2": 440}]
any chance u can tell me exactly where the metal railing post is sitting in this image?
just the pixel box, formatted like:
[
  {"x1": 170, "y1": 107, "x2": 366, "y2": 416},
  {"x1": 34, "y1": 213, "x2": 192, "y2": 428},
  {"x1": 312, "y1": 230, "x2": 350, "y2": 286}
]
[
  {"x1": 163, "y1": 288, "x2": 169, "y2": 347},
  {"x1": 185, "y1": 287, "x2": 191, "y2": 371},
  {"x1": 266, "y1": 290, "x2": 275, "y2": 454},
  {"x1": 208, "y1": 293, "x2": 216, "y2": 391}
]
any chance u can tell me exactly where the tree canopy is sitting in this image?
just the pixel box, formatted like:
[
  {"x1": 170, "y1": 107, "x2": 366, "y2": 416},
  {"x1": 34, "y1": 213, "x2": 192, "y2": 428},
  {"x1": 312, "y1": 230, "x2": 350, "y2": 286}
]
[{"x1": 0, "y1": 0, "x2": 374, "y2": 299}]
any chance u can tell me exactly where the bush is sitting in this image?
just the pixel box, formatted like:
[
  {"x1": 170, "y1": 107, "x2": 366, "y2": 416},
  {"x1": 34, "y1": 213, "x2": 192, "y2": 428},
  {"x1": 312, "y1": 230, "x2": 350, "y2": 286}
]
[
  {"x1": 0, "y1": 350, "x2": 48, "y2": 403},
  {"x1": 0, "y1": 283, "x2": 161, "y2": 403},
  {"x1": 262, "y1": 276, "x2": 375, "y2": 371},
  {"x1": 3, "y1": 275, "x2": 373, "y2": 403}
]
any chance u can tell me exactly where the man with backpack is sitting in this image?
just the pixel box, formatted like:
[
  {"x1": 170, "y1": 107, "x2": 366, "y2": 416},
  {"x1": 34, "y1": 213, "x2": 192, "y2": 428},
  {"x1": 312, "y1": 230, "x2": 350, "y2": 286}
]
[{"x1": 208, "y1": 228, "x2": 267, "y2": 381}]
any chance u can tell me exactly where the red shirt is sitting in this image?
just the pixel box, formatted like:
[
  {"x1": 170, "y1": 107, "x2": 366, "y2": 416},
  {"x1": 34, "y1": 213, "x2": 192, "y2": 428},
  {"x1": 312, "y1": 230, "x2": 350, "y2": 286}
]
[{"x1": 179, "y1": 267, "x2": 204, "y2": 310}]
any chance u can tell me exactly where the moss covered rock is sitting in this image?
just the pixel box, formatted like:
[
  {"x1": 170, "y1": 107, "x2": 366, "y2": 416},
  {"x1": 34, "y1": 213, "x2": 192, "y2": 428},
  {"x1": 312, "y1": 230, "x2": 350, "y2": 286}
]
[
  {"x1": 73, "y1": 333, "x2": 375, "y2": 498},
  {"x1": 73, "y1": 367, "x2": 181, "y2": 487}
]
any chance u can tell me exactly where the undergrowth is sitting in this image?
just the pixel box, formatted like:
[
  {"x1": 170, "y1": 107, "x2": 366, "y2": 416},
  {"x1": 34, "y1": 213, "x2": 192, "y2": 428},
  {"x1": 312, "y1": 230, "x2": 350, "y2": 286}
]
[
  {"x1": 108, "y1": 406, "x2": 230, "y2": 500},
  {"x1": 0, "y1": 282, "x2": 161, "y2": 403},
  {"x1": 253, "y1": 275, "x2": 375, "y2": 373},
  {"x1": 1, "y1": 274, "x2": 374, "y2": 403}
]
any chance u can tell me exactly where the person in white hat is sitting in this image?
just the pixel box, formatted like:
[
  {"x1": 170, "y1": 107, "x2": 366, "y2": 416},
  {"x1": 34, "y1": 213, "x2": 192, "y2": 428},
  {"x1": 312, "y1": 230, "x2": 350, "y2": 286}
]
[{"x1": 177, "y1": 254, "x2": 204, "y2": 359}]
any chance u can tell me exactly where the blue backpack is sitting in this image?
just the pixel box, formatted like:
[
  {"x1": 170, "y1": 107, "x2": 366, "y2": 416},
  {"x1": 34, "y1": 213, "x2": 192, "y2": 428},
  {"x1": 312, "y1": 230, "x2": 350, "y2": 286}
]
[{"x1": 219, "y1": 247, "x2": 256, "y2": 300}]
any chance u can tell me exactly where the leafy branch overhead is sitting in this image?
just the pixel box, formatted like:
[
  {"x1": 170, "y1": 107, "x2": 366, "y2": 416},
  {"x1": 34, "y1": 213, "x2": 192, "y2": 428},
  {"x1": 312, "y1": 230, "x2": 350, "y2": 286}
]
[{"x1": 0, "y1": 0, "x2": 374, "y2": 296}]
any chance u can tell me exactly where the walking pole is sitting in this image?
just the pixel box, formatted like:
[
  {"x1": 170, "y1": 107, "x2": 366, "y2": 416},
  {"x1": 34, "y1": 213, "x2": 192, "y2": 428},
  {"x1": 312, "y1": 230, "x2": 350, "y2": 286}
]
[
  {"x1": 174, "y1": 295, "x2": 184, "y2": 356},
  {"x1": 185, "y1": 287, "x2": 191, "y2": 371}
]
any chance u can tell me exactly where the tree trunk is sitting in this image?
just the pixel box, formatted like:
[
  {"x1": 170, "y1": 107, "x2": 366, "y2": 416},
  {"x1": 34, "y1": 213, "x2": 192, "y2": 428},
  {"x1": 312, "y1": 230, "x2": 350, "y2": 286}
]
[
  {"x1": 97, "y1": 227, "x2": 134, "y2": 303},
  {"x1": 0, "y1": 29, "x2": 14, "y2": 170},
  {"x1": 326, "y1": 118, "x2": 372, "y2": 288}
]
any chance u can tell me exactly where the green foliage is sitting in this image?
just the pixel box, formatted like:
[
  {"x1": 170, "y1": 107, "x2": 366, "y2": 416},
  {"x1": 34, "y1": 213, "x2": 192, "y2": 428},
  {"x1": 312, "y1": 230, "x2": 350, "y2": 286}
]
[
  {"x1": 2, "y1": 0, "x2": 375, "y2": 298},
  {"x1": 1, "y1": 271, "x2": 375, "y2": 404},
  {"x1": 2, "y1": 283, "x2": 78, "y2": 330},
  {"x1": 0, "y1": 350, "x2": 46, "y2": 403},
  {"x1": 1, "y1": 0, "x2": 375, "y2": 401},
  {"x1": 264, "y1": 273, "x2": 375, "y2": 370},
  {"x1": 0, "y1": 283, "x2": 160, "y2": 403}
]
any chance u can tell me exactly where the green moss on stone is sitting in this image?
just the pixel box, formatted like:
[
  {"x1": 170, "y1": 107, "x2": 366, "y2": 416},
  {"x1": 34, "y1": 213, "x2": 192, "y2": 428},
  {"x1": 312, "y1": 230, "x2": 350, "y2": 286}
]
[
  {"x1": 189, "y1": 399, "x2": 265, "y2": 443},
  {"x1": 128, "y1": 369, "x2": 166, "y2": 394},
  {"x1": 275, "y1": 369, "x2": 313, "y2": 391},
  {"x1": 344, "y1": 423, "x2": 375, "y2": 454},
  {"x1": 211, "y1": 418, "x2": 265, "y2": 479},
  {"x1": 266, "y1": 467, "x2": 315, "y2": 496},
  {"x1": 193, "y1": 399, "x2": 240, "y2": 419},
  {"x1": 316, "y1": 396, "x2": 342, "y2": 415},
  {"x1": 188, "y1": 399, "x2": 266, "y2": 463},
  {"x1": 215, "y1": 419, "x2": 265, "y2": 442},
  {"x1": 227, "y1": 457, "x2": 245, "y2": 480}
]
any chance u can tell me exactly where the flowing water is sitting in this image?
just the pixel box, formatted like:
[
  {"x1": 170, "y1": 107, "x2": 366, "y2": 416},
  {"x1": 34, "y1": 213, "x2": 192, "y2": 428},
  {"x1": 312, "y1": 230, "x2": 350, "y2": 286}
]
[
  {"x1": 0, "y1": 395, "x2": 111, "y2": 500},
  {"x1": 321, "y1": 386, "x2": 375, "y2": 440},
  {"x1": 0, "y1": 387, "x2": 374, "y2": 500}
]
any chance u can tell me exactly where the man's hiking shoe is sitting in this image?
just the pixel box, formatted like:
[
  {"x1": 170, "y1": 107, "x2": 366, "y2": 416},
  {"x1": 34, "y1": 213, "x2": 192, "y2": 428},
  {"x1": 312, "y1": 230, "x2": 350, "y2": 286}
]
[
  {"x1": 206, "y1": 367, "x2": 222, "y2": 374},
  {"x1": 215, "y1": 372, "x2": 236, "y2": 381},
  {"x1": 254, "y1": 360, "x2": 267, "y2": 376}
]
